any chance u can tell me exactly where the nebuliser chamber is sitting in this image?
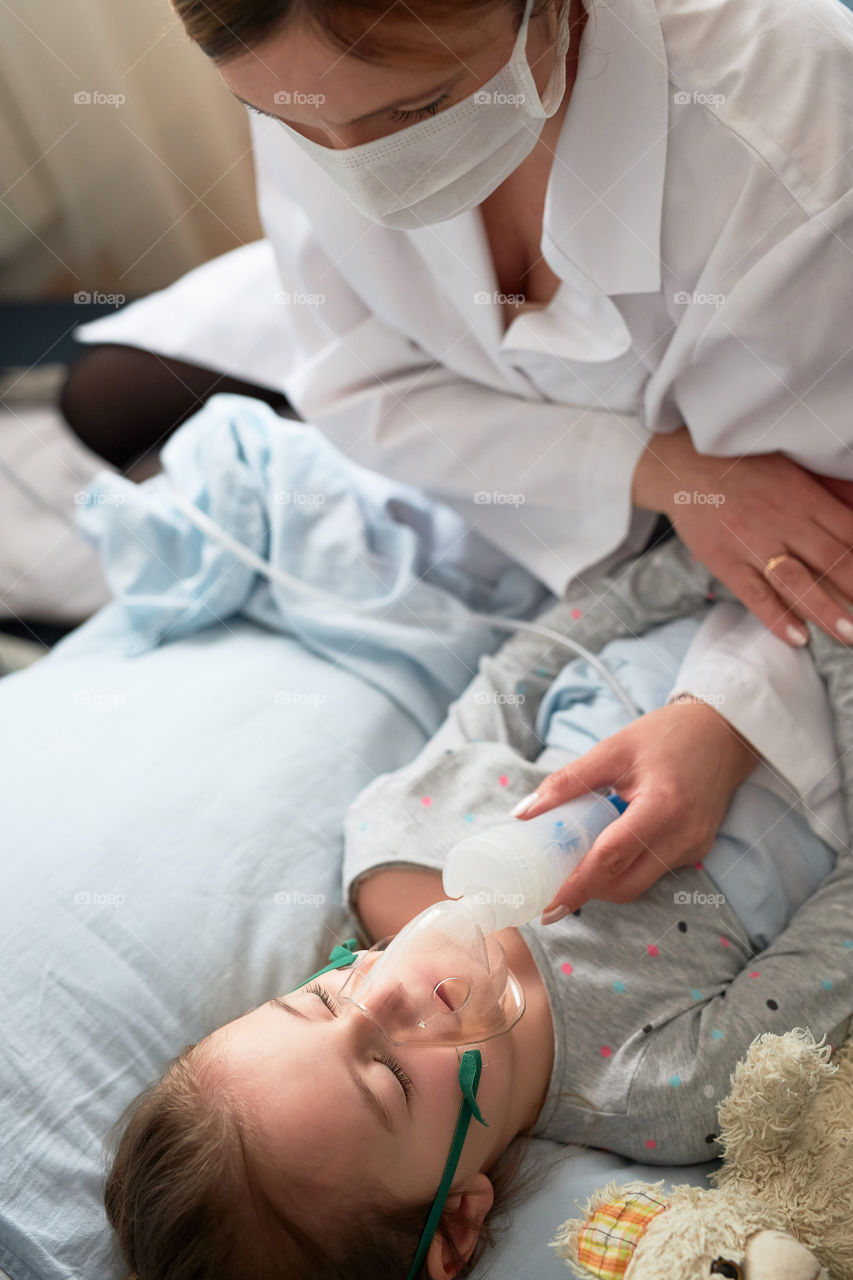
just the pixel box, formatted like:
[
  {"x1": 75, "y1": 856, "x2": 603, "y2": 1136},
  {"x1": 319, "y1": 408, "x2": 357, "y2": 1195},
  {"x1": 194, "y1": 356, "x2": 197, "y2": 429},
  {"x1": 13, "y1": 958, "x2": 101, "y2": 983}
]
[
  {"x1": 341, "y1": 792, "x2": 627, "y2": 1049},
  {"x1": 443, "y1": 791, "x2": 627, "y2": 931}
]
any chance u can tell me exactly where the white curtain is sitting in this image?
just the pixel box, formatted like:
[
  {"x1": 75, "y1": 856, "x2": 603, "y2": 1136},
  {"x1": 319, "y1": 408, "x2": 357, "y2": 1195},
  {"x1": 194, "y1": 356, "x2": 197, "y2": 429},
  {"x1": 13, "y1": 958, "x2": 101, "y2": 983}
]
[{"x1": 0, "y1": 0, "x2": 262, "y2": 298}]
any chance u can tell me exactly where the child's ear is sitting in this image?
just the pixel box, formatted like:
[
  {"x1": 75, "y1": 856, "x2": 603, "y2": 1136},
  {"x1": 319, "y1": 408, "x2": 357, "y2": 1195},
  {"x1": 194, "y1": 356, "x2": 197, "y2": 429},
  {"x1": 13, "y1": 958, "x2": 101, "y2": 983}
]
[{"x1": 426, "y1": 1174, "x2": 495, "y2": 1280}]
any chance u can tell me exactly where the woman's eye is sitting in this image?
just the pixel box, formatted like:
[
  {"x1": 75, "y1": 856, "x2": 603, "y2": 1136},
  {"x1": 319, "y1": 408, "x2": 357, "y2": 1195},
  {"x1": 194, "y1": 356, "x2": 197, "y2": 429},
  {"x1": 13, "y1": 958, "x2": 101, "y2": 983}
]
[
  {"x1": 710, "y1": 1261, "x2": 741, "y2": 1279},
  {"x1": 390, "y1": 92, "x2": 451, "y2": 123}
]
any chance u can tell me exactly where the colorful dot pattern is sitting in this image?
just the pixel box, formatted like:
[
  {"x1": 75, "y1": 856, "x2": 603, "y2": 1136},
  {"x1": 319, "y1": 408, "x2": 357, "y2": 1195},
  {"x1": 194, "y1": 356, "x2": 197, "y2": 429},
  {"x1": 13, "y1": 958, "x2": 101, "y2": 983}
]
[{"x1": 544, "y1": 921, "x2": 843, "y2": 1155}]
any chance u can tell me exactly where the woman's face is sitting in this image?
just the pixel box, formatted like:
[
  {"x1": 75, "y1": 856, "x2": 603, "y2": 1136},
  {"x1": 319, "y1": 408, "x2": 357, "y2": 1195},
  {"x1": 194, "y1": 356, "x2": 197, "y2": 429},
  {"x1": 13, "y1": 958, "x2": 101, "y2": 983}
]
[
  {"x1": 216, "y1": 2, "x2": 564, "y2": 149},
  {"x1": 200, "y1": 960, "x2": 518, "y2": 1228}
]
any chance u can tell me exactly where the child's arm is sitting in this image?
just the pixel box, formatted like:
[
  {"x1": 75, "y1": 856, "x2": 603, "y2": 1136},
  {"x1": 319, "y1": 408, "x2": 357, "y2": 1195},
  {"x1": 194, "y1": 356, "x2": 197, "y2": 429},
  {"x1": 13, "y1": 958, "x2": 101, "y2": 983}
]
[{"x1": 357, "y1": 867, "x2": 446, "y2": 943}]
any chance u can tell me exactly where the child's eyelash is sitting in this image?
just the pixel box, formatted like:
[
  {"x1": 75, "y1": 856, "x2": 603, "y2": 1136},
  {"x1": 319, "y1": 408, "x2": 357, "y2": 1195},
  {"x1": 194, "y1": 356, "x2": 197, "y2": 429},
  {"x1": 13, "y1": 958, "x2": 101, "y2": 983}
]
[
  {"x1": 377, "y1": 1052, "x2": 414, "y2": 1101},
  {"x1": 305, "y1": 981, "x2": 337, "y2": 1011},
  {"x1": 305, "y1": 982, "x2": 414, "y2": 1100}
]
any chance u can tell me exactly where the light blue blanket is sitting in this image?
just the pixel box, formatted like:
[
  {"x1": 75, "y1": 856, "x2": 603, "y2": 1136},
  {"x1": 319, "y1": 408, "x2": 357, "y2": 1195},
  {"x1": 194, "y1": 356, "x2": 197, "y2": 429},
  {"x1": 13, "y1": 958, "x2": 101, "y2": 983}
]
[{"x1": 71, "y1": 394, "x2": 551, "y2": 733}]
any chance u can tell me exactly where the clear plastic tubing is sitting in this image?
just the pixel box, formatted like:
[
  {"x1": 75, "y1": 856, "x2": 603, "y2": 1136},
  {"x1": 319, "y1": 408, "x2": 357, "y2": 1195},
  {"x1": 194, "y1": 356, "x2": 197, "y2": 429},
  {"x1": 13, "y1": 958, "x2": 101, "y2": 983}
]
[{"x1": 442, "y1": 792, "x2": 628, "y2": 933}]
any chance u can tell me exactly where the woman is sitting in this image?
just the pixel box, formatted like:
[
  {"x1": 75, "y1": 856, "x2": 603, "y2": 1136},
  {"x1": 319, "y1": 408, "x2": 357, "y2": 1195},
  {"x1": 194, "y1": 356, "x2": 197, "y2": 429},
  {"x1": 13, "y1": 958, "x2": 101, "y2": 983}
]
[
  {"x1": 165, "y1": 0, "x2": 853, "y2": 634},
  {"x1": 156, "y1": 0, "x2": 853, "y2": 906}
]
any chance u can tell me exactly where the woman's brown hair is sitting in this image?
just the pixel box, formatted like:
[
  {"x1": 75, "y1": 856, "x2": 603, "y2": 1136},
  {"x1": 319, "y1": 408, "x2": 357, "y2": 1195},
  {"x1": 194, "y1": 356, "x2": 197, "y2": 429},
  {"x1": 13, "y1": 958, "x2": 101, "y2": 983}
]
[
  {"x1": 104, "y1": 1035, "x2": 589, "y2": 1280},
  {"x1": 171, "y1": 0, "x2": 554, "y2": 65}
]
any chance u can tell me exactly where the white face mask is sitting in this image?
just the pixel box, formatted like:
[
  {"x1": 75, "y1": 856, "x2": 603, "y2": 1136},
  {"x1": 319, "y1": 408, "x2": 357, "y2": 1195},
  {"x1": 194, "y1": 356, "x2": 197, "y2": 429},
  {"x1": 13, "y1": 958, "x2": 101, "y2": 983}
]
[{"x1": 273, "y1": 0, "x2": 574, "y2": 229}]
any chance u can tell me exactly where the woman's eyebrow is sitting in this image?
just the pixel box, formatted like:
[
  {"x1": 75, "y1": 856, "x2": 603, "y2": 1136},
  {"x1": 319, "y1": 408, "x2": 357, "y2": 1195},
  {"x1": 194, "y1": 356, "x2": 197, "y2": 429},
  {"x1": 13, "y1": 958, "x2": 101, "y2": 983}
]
[{"x1": 267, "y1": 996, "x2": 396, "y2": 1133}]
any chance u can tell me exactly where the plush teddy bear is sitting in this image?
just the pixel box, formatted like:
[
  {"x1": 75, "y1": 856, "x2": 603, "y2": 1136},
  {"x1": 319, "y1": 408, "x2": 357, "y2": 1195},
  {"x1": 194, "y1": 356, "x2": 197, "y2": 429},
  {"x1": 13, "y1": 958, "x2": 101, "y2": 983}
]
[{"x1": 550, "y1": 1025, "x2": 853, "y2": 1280}]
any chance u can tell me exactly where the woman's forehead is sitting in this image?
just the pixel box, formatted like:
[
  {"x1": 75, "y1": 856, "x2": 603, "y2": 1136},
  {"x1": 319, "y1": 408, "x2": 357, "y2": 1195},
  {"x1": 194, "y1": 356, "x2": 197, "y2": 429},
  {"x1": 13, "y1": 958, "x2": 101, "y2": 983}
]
[{"x1": 220, "y1": 4, "x2": 516, "y2": 118}]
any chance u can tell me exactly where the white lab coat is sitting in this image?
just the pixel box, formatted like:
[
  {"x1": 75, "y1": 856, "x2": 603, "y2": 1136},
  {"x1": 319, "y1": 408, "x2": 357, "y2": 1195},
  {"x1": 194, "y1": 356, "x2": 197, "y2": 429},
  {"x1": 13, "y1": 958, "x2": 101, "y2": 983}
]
[
  {"x1": 74, "y1": 0, "x2": 853, "y2": 845},
  {"x1": 244, "y1": 0, "x2": 853, "y2": 596}
]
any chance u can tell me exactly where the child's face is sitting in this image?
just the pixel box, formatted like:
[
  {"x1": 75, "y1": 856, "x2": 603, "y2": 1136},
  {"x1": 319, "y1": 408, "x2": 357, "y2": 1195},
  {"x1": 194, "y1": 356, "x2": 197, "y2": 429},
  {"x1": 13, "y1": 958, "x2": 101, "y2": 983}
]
[{"x1": 200, "y1": 960, "x2": 516, "y2": 1220}]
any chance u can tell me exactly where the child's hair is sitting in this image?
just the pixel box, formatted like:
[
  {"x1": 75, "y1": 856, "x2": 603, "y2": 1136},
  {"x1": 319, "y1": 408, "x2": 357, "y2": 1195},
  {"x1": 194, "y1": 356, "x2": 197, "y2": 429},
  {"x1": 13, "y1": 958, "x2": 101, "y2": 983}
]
[{"x1": 104, "y1": 1036, "x2": 576, "y2": 1280}]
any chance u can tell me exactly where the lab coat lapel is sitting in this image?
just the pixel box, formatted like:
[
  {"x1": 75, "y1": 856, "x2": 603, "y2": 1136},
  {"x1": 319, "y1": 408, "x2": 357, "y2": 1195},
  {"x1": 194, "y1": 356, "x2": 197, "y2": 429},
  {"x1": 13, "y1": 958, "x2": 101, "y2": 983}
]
[
  {"x1": 542, "y1": 0, "x2": 669, "y2": 297},
  {"x1": 405, "y1": 212, "x2": 506, "y2": 352}
]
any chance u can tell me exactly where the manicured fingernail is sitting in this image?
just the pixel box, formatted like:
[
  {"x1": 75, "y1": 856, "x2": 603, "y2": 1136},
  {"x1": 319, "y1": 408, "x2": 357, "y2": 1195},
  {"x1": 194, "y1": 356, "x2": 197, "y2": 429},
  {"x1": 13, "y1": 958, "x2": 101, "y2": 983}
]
[
  {"x1": 541, "y1": 904, "x2": 569, "y2": 926},
  {"x1": 786, "y1": 624, "x2": 808, "y2": 646},
  {"x1": 511, "y1": 791, "x2": 540, "y2": 818},
  {"x1": 838, "y1": 618, "x2": 853, "y2": 643}
]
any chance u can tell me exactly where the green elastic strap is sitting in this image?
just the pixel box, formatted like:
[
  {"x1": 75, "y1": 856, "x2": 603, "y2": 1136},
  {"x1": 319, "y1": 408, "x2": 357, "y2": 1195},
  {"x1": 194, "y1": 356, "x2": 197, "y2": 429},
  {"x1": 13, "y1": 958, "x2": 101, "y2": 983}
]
[
  {"x1": 289, "y1": 937, "x2": 360, "y2": 991},
  {"x1": 404, "y1": 1048, "x2": 489, "y2": 1280}
]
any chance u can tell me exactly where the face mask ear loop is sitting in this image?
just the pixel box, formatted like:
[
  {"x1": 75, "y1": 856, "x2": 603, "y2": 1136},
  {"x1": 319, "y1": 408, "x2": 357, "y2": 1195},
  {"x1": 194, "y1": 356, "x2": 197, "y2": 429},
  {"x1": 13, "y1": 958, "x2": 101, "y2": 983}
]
[
  {"x1": 404, "y1": 1048, "x2": 489, "y2": 1280},
  {"x1": 288, "y1": 937, "x2": 360, "y2": 991}
]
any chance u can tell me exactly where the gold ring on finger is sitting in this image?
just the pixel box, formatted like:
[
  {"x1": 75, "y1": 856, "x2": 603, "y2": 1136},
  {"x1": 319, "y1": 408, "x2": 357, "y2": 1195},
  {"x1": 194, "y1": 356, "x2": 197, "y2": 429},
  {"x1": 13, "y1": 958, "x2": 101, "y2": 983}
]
[{"x1": 763, "y1": 553, "x2": 794, "y2": 580}]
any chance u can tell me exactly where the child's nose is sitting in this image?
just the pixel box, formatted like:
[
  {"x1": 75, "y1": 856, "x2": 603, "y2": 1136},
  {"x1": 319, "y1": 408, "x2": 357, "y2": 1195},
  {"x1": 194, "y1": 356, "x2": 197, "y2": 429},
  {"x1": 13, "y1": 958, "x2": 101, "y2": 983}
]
[{"x1": 340, "y1": 980, "x2": 420, "y2": 1043}]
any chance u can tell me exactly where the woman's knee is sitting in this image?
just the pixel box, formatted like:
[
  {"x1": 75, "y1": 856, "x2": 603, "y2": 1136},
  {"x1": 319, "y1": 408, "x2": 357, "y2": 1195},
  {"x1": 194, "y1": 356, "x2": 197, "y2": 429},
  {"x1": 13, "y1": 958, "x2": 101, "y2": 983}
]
[
  {"x1": 60, "y1": 344, "x2": 187, "y2": 467},
  {"x1": 60, "y1": 343, "x2": 292, "y2": 469}
]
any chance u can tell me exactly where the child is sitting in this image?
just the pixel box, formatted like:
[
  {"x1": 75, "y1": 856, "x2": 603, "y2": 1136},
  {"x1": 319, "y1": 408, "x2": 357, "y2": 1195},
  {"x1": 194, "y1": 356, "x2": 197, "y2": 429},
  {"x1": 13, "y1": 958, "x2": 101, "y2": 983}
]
[{"x1": 102, "y1": 599, "x2": 853, "y2": 1280}]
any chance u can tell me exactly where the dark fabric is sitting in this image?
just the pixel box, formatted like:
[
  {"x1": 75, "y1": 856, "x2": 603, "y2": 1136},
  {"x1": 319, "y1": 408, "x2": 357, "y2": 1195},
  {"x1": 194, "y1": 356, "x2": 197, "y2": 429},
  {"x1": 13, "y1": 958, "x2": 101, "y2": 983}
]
[
  {"x1": 641, "y1": 512, "x2": 675, "y2": 554},
  {"x1": 59, "y1": 343, "x2": 295, "y2": 472}
]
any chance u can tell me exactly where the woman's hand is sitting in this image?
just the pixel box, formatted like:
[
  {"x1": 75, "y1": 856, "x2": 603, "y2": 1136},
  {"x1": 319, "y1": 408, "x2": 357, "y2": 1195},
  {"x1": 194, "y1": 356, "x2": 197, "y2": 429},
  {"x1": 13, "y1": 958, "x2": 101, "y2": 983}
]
[
  {"x1": 516, "y1": 697, "x2": 760, "y2": 921},
  {"x1": 632, "y1": 427, "x2": 853, "y2": 647}
]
